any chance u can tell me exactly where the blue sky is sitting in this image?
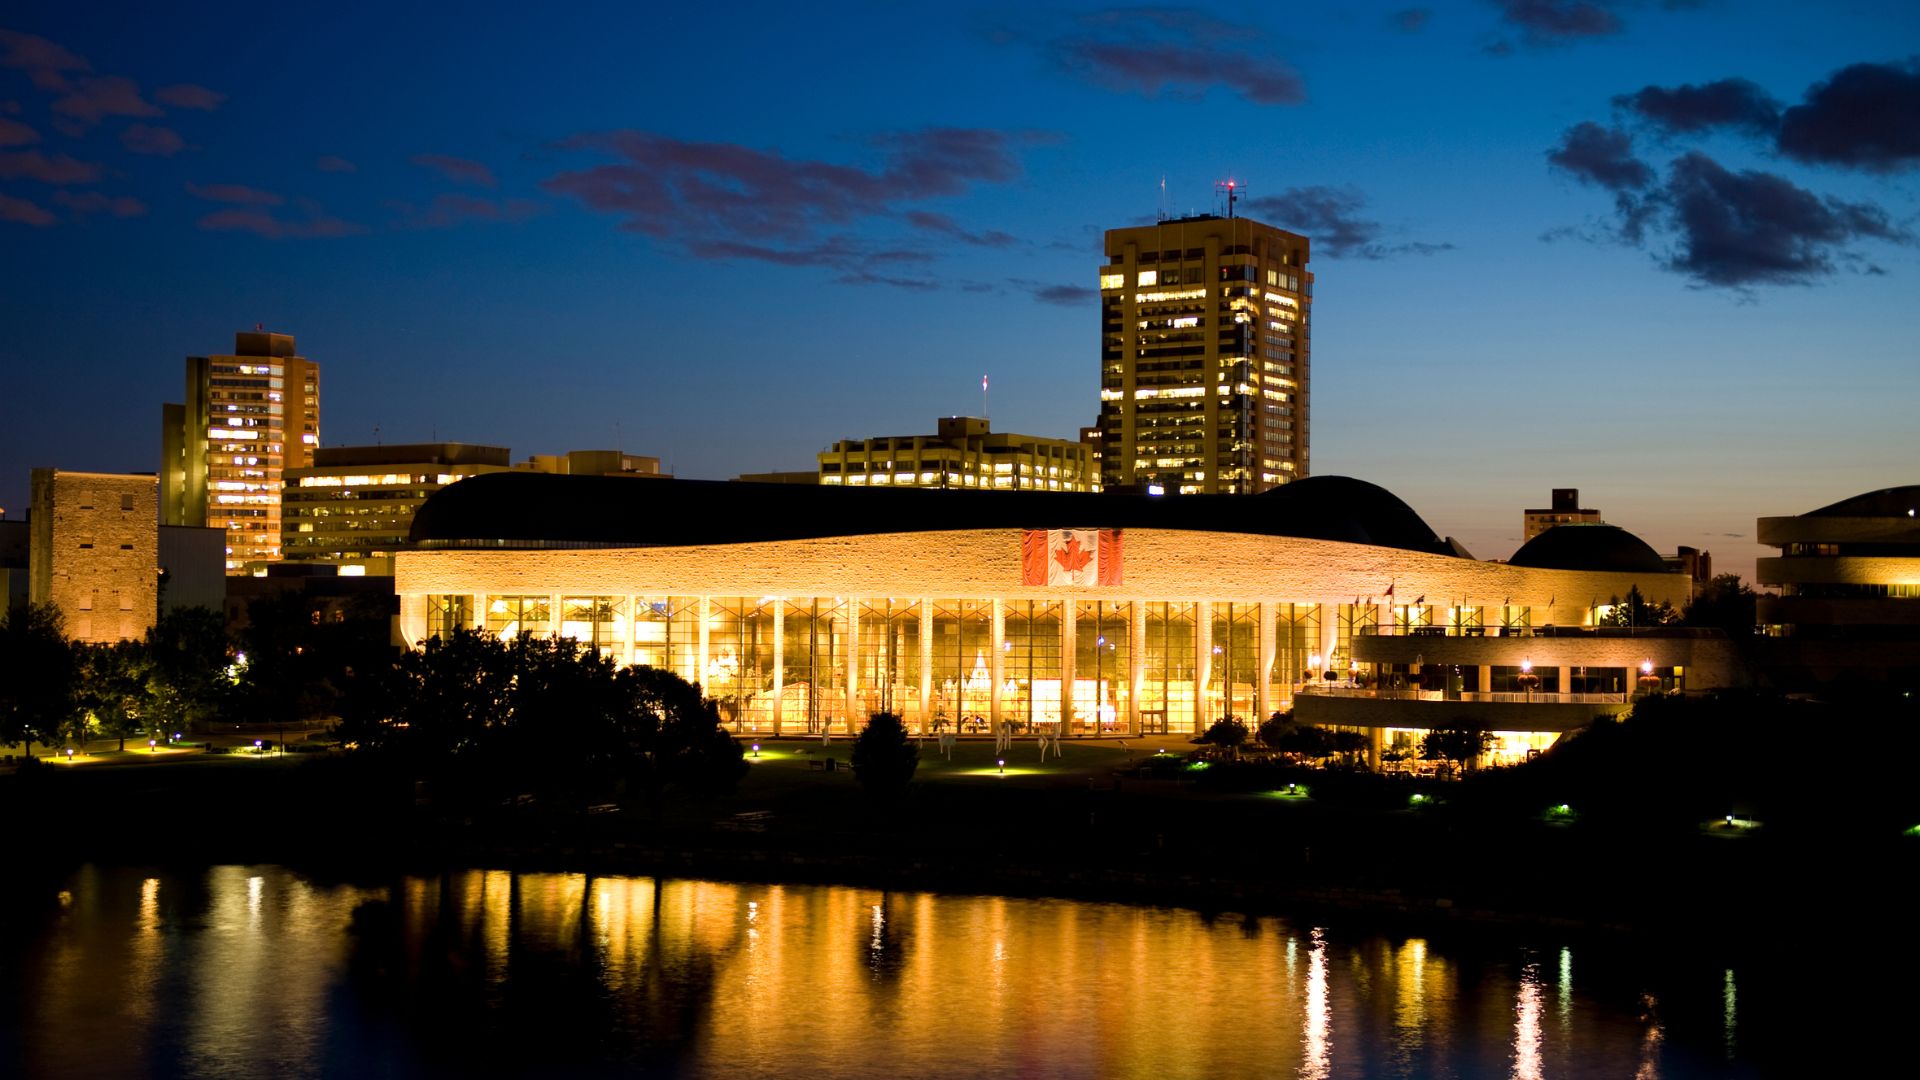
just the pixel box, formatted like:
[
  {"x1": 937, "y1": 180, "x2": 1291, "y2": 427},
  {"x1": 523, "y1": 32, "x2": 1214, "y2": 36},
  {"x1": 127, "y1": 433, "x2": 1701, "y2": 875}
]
[{"x1": 3, "y1": 1, "x2": 1917, "y2": 578}]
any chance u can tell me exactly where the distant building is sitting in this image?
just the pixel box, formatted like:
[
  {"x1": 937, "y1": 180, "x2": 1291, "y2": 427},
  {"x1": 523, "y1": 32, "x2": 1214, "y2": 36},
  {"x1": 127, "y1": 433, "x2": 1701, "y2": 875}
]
[
  {"x1": 1662, "y1": 545, "x2": 1713, "y2": 586},
  {"x1": 1096, "y1": 213, "x2": 1311, "y2": 494},
  {"x1": 819, "y1": 417, "x2": 1094, "y2": 492},
  {"x1": 224, "y1": 562, "x2": 398, "y2": 641},
  {"x1": 1756, "y1": 486, "x2": 1920, "y2": 688},
  {"x1": 515, "y1": 450, "x2": 667, "y2": 479},
  {"x1": 162, "y1": 331, "x2": 320, "y2": 575},
  {"x1": 0, "y1": 515, "x2": 27, "y2": 606},
  {"x1": 1522, "y1": 488, "x2": 1603, "y2": 542},
  {"x1": 159, "y1": 526, "x2": 226, "y2": 614},
  {"x1": 734, "y1": 471, "x2": 819, "y2": 485},
  {"x1": 28, "y1": 469, "x2": 158, "y2": 643},
  {"x1": 283, "y1": 443, "x2": 515, "y2": 576}
]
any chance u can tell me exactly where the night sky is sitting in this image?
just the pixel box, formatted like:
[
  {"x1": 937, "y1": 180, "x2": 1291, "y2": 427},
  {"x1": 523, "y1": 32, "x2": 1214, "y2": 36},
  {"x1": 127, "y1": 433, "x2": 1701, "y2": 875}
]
[{"x1": 3, "y1": 2, "x2": 1917, "y2": 577}]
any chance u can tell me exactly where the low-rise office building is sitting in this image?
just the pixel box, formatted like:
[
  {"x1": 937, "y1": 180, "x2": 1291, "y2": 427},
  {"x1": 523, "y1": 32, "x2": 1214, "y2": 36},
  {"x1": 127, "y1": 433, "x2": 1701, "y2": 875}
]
[
  {"x1": 395, "y1": 475, "x2": 1700, "y2": 763},
  {"x1": 819, "y1": 417, "x2": 1095, "y2": 492}
]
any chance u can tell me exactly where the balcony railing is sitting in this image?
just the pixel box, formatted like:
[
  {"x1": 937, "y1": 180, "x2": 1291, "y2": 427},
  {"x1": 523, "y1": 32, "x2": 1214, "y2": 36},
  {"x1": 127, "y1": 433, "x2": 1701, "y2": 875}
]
[{"x1": 1295, "y1": 685, "x2": 1630, "y2": 705}]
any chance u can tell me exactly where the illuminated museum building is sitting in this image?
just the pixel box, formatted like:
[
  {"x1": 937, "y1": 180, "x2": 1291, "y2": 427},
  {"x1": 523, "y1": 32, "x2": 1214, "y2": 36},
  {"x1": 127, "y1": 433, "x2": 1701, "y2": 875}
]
[
  {"x1": 396, "y1": 474, "x2": 1724, "y2": 764},
  {"x1": 1755, "y1": 485, "x2": 1920, "y2": 685},
  {"x1": 1096, "y1": 213, "x2": 1311, "y2": 495},
  {"x1": 818, "y1": 416, "x2": 1094, "y2": 492}
]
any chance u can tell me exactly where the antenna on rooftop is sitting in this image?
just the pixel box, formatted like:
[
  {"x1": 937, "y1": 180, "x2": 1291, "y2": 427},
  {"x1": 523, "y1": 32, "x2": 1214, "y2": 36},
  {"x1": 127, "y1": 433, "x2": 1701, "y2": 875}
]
[
  {"x1": 1158, "y1": 175, "x2": 1167, "y2": 222},
  {"x1": 1215, "y1": 178, "x2": 1244, "y2": 219},
  {"x1": 981, "y1": 373, "x2": 989, "y2": 420}
]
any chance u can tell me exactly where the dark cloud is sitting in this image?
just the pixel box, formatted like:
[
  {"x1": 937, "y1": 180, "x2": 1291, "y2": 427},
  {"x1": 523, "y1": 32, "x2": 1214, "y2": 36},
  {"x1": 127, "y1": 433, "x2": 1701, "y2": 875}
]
[
  {"x1": 392, "y1": 192, "x2": 544, "y2": 229},
  {"x1": 120, "y1": 123, "x2": 183, "y2": 156},
  {"x1": 1491, "y1": 0, "x2": 1623, "y2": 47},
  {"x1": 53, "y1": 190, "x2": 145, "y2": 218},
  {"x1": 1776, "y1": 59, "x2": 1920, "y2": 173},
  {"x1": 0, "y1": 149, "x2": 101, "y2": 184},
  {"x1": 1242, "y1": 185, "x2": 1454, "y2": 259},
  {"x1": 0, "y1": 116, "x2": 36, "y2": 146},
  {"x1": 543, "y1": 126, "x2": 1036, "y2": 284},
  {"x1": 50, "y1": 74, "x2": 160, "y2": 125},
  {"x1": 1546, "y1": 121, "x2": 1653, "y2": 191},
  {"x1": 1614, "y1": 78, "x2": 1781, "y2": 136},
  {"x1": 1391, "y1": 8, "x2": 1432, "y2": 32},
  {"x1": 187, "y1": 182, "x2": 283, "y2": 205},
  {"x1": 155, "y1": 83, "x2": 224, "y2": 110},
  {"x1": 411, "y1": 153, "x2": 497, "y2": 188},
  {"x1": 0, "y1": 28, "x2": 89, "y2": 86},
  {"x1": 0, "y1": 190, "x2": 54, "y2": 226},
  {"x1": 1661, "y1": 152, "x2": 1906, "y2": 286},
  {"x1": 197, "y1": 200, "x2": 365, "y2": 240},
  {"x1": 1013, "y1": 279, "x2": 1097, "y2": 305},
  {"x1": 905, "y1": 209, "x2": 1015, "y2": 247},
  {"x1": 1043, "y1": 8, "x2": 1305, "y2": 105},
  {"x1": 315, "y1": 155, "x2": 357, "y2": 173}
]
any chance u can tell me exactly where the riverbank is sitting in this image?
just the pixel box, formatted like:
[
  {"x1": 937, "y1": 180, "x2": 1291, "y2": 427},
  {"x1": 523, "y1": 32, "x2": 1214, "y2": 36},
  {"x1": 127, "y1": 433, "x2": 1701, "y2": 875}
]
[{"x1": 4, "y1": 741, "x2": 1912, "y2": 951}]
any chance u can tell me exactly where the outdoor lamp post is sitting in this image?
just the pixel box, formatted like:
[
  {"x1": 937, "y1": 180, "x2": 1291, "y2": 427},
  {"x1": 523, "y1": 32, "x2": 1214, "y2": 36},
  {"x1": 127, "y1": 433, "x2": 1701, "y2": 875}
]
[
  {"x1": 1518, "y1": 659, "x2": 1538, "y2": 702},
  {"x1": 148, "y1": 738, "x2": 156, "y2": 753}
]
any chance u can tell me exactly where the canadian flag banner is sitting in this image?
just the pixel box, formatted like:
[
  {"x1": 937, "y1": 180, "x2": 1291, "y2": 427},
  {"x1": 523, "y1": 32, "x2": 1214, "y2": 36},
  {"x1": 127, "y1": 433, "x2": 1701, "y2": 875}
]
[{"x1": 1022, "y1": 528, "x2": 1123, "y2": 586}]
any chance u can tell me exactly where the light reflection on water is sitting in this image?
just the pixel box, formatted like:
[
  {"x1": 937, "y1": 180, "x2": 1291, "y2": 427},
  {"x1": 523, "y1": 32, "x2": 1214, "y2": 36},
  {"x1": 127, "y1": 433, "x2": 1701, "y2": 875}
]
[{"x1": 0, "y1": 865, "x2": 1767, "y2": 1079}]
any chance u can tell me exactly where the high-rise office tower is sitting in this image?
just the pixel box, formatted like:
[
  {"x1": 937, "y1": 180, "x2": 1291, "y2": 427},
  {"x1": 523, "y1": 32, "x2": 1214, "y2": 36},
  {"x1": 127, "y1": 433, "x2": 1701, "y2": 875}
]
[
  {"x1": 162, "y1": 330, "x2": 320, "y2": 575},
  {"x1": 1096, "y1": 213, "x2": 1311, "y2": 494}
]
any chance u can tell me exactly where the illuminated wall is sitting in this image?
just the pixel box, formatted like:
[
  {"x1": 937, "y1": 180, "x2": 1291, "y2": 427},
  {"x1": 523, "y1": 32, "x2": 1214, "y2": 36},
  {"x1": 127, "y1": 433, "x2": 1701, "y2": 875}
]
[
  {"x1": 397, "y1": 527, "x2": 1691, "y2": 736},
  {"x1": 28, "y1": 469, "x2": 159, "y2": 643}
]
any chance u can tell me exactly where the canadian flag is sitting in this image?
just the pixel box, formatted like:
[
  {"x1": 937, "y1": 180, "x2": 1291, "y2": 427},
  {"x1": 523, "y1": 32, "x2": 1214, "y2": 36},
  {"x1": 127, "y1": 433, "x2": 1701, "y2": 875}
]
[{"x1": 1022, "y1": 529, "x2": 1123, "y2": 586}]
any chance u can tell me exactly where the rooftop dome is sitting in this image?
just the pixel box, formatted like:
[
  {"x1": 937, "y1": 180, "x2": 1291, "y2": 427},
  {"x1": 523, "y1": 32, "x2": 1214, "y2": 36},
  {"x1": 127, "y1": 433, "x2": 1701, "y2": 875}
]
[
  {"x1": 1258, "y1": 476, "x2": 1445, "y2": 552},
  {"x1": 1507, "y1": 523, "x2": 1668, "y2": 574},
  {"x1": 1805, "y1": 485, "x2": 1920, "y2": 518}
]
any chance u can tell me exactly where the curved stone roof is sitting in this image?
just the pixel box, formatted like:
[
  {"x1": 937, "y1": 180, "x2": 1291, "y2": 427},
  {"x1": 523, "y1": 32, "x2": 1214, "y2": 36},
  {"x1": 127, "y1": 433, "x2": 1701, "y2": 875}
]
[
  {"x1": 1805, "y1": 485, "x2": 1920, "y2": 518},
  {"x1": 1507, "y1": 523, "x2": 1668, "y2": 574},
  {"x1": 408, "y1": 473, "x2": 1459, "y2": 555}
]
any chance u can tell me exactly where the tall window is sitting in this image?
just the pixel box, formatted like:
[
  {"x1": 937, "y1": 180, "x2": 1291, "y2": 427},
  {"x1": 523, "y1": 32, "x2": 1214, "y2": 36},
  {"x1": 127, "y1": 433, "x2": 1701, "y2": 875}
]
[
  {"x1": 1003, "y1": 600, "x2": 1062, "y2": 730},
  {"x1": 560, "y1": 596, "x2": 626, "y2": 657},
  {"x1": 708, "y1": 598, "x2": 775, "y2": 732},
  {"x1": 929, "y1": 599, "x2": 993, "y2": 733},
  {"x1": 1273, "y1": 602, "x2": 1321, "y2": 699},
  {"x1": 632, "y1": 597, "x2": 676, "y2": 668},
  {"x1": 1208, "y1": 602, "x2": 1259, "y2": 723},
  {"x1": 1074, "y1": 600, "x2": 1131, "y2": 734},
  {"x1": 485, "y1": 595, "x2": 550, "y2": 640},
  {"x1": 426, "y1": 594, "x2": 470, "y2": 640},
  {"x1": 858, "y1": 599, "x2": 921, "y2": 730},
  {"x1": 1140, "y1": 602, "x2": 1196, "y2": 734},
  {"x1": 783, "y1": 598, "x2": 848, "y2": 734}
]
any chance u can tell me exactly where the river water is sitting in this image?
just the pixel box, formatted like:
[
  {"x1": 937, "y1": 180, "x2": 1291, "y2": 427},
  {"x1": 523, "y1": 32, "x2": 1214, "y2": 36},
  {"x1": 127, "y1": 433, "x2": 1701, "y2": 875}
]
[{"x1": 0, "y1": 865, "x2": 1771, "y2": 1078}]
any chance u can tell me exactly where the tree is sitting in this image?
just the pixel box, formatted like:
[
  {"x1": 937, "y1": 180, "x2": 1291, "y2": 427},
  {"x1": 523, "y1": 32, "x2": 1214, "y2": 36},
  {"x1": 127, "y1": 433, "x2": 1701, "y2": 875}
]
[
  {"x1": 78, "y1": 640, "x2": 151, "y2": 751},
  {"x1": 144, "y1": 607, "x2": 230, "y2": 735},
  {"x1": 1421, "y1": 722, "x2": 1496, "y2": 775},
  {"x1": 1328, "y1": 729, "x2": 1371, "y2": 767},
  {"x1": 1599, "y1": 585, "x2": 1680, "y2": 628},
  {"x1": 0, "y1": 602, "x2": 79, "y2": 755},
  {"x1": 1684, "y1": 574, "x2": 1758, "y2": 635},
  {"x1": 851, "y1": 711, "x2": 919, "y2": 799},
  {"x1": 1197, "y1": 717, "x2": 1250, "y2": 755}
]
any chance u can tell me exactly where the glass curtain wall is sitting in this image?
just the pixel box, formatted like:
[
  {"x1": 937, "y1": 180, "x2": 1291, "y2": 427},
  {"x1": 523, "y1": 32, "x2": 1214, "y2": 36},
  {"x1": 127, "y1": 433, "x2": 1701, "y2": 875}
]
[
  {"x1": 709, "y1": 598, "x2": 775, "y2": 733},
  {"x1": 632, "y1": 597, "x2": 676, "y2": 669},
  {"x1": 783, "y1": 598, "x2": 849, "y2": 735},
  {"x1": 1207, "y1": 602, "x2": 1259, "y2": 724},
  {"x1": 857, "y1": 599, "x2": 921, "y2": 731},
  {"x1": 1272, "y1": 602, "x2": 1321, "y2": 701},
  {"x1": 930, "y1": 599, "x2": 993, "y2": 734},
  {"x1": 485, "y1": 595, "x2": 550, "y2": 640},
  {"x1": 1140, "y1": 602, "x2": 1196, "y2": 734},
  {"x1": 426, "y1": 594, "x2": 470, "y2": 640},
  {"x1": 1073, "y1": 600, "x2": 1131, "y2": 735},
  {"x1": 560, "y1": 596, "x2": 627, "y2": 658},
  {"x1": 1002, "y1": 600, "x2": 1062, "y2": 731}
]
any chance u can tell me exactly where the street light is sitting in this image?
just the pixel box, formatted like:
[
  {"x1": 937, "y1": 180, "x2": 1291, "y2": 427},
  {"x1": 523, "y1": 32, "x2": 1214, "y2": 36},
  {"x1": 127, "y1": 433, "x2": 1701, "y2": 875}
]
[
  {"x1": 997, "y1": 758, "x2": 1005, "y2": 775},
  {"x1": 1518, "y1": 658, "x2": 1539, "y2": 702},
  {"x1": 148, "y1": 739, "x2": 156, "y2": 753}
]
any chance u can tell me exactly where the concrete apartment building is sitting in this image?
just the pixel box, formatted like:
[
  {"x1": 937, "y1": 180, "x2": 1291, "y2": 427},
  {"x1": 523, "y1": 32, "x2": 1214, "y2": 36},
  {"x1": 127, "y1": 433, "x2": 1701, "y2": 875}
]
[
  {"x1": 1096, "y1": 213, "x2": 1311, "y2": 494},
  {"x1": 162, "y1": 330, "x2": 320, "y2": 575},
  {"x1": 1523, "y1": 488, "x2": 1604, "y2": 542},
  {"x1": 819, "y1": 417, "x2": 1095, "y2": 492},
  {"x1": 282, "y1": 444, "x2": 667, "y2": 575},
  {"x1": 27, "y1": 469, "x2": 158, "y2": 643}
]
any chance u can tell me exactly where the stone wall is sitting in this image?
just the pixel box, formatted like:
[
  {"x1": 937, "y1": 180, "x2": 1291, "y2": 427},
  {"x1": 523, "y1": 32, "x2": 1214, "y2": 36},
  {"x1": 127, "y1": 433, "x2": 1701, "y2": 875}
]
[{"x1": 29, "y1": 470, "x2": 159, "y2": 643}]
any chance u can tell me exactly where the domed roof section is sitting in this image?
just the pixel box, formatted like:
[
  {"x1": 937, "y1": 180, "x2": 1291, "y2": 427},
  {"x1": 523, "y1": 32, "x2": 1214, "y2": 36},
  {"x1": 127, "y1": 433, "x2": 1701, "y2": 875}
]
[
  {"x1": 1806, "y1": 485, "x2": 1920, "y2": 518},
  {"x1": 1508, "y1": 523, "x2": 1668, "y2": 574},
  {"x1": 1258, "y1": 476, "x2": 1445, "y2": 551}
]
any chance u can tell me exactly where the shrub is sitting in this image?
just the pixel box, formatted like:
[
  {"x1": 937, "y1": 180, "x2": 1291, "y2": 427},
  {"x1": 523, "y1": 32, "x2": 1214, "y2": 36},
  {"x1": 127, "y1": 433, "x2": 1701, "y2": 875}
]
[{"x1": 851, "y1": 711, "x2": 919, "y2": 799}]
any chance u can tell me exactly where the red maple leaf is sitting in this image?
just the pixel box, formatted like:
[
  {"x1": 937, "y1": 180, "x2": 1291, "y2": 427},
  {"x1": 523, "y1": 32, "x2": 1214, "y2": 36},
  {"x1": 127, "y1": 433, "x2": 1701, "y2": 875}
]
[{"x1": 1053, "y1": 534, "x2": 1093, "y2": 575}]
